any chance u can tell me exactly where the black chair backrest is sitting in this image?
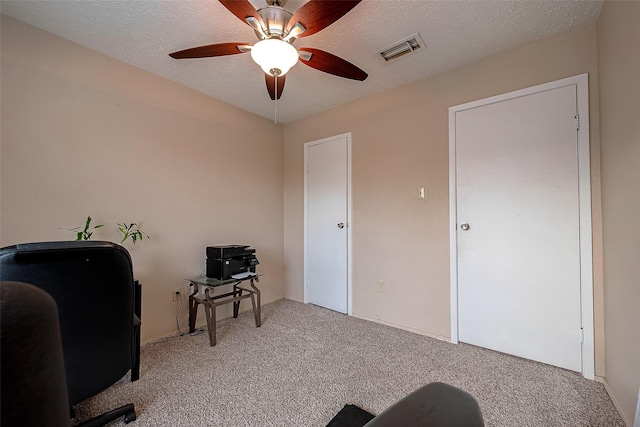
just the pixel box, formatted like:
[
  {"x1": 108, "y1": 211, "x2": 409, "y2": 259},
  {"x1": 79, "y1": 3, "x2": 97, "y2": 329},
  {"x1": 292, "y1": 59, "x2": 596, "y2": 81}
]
[{"x1": 0, "y1": 241, "x2": 135, "y2": 406}]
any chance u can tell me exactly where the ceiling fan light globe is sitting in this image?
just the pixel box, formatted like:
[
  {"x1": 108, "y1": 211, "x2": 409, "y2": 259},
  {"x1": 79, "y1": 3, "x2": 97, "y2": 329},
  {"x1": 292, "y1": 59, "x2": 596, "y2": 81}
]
[{"x1": 251, "y1": 39, "x2": 298, "y2": 76}]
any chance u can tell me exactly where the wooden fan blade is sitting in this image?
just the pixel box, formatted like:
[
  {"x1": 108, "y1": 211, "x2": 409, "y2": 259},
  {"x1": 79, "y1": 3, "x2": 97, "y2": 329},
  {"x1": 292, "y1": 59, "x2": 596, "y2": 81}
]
[
  {"x1": 265, "y1": 73, "x2": 286, "y2": 100},
  {"x1": 219, "y1": 0, "x2": 265, "y2": 28},
  {"x1": 169, "y1": 42, "x2": 250, "y2": 59},
  {"x1": 287, "y1": 0, "x2": 361, "y2": 38},
  {"x1": 299, "y1": 48, "x2": 367, "y2": 81}
]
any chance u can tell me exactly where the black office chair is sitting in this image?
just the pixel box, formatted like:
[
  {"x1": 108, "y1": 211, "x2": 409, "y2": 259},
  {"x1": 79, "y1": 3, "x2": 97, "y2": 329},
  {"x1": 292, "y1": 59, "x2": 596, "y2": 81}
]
[{"x1": 0, "y1": 241, "x2": 141, "y2": 425}]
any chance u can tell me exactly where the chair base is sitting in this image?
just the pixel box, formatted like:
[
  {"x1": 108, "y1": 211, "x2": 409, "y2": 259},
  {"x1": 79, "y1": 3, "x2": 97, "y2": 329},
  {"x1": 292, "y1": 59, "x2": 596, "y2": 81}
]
[{"x1": 76, "y1": 403, "x2": 136, "y2": 427}]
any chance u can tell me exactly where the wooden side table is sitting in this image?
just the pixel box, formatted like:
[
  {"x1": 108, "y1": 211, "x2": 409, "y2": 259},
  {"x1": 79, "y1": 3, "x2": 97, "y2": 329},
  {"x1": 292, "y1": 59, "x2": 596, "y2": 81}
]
[{"x1": 185, "y1": 275, "x2": 263, "y2": 346}]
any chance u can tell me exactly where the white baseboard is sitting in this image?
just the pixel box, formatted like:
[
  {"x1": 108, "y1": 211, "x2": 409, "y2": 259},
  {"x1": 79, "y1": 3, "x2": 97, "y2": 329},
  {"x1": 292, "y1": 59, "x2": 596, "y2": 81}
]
[
  {"x1": 352, "y1": 312, "x2": 451, "y2": 342},
  {"x1": 598, "y1": 376, "x2": 633, "y2": 427},
  {"x1": 636, "y1": 387, "x2": 640, "y2": 427},
  {"x1": 285, "y1": 300, "x2": 451, "y2": 342},
  {"x1": 142, "y1": 295, "x2": 284, "y2": 346}
]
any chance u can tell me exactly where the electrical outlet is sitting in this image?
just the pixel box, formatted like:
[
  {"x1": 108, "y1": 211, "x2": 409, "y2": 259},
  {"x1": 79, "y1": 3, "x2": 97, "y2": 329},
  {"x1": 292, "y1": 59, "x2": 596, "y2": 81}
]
[
  {"x1": 173, "y1": 288, "x2": 181, "y2": 302},
  {"x1": 378, "y1": 280, "x2": 385, "y2": 293}
]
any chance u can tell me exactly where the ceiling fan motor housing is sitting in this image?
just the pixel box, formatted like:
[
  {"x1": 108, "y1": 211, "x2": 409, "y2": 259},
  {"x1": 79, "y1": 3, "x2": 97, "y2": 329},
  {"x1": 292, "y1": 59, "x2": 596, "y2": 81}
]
[{"x1": 255, "y1": 6, "x2": 293, "y2": 39}]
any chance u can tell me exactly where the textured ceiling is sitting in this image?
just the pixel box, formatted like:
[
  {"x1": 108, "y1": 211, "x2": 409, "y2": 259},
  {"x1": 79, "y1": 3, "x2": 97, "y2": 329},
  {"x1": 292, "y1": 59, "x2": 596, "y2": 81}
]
[{"x1": 0, "y1": 0, "x2": 603, "y2": 124}]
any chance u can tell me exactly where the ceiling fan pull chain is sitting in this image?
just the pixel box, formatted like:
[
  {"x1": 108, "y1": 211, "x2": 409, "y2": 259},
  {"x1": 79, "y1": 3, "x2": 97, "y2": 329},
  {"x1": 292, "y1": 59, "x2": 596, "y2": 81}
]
[{"x1": 274, "y1": 73, "x2": 278, "y2": 124}]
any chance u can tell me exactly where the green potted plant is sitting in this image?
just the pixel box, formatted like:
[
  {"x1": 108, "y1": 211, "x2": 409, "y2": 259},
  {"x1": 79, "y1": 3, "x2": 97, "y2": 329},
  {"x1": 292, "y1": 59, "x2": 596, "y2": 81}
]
[
  {"x1": 62, "y1": 216, "x2": 103, "y2": 241},
  {"x1": 117, "y1": 222, "x2": 149, "y2": 244},
  {"x1": 61, "y1": 217, "x2": 150, "y2": 245}
]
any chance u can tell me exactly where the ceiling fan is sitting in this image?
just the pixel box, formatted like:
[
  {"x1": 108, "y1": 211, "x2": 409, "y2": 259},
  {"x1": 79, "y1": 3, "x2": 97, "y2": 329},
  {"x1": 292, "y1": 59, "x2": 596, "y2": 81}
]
[{"x1": 169, "y1": 0, "x2": 368, "y2": 101}]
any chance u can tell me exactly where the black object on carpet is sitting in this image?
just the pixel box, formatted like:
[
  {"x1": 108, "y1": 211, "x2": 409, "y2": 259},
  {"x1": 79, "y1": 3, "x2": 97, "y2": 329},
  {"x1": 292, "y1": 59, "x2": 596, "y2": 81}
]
[{"x1": 326, "y1": 404, "x2": 375, "y2": 427}]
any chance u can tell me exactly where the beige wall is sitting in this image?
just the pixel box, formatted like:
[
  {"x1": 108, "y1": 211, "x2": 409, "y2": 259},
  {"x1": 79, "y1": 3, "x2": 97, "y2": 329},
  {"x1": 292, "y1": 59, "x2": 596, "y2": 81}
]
[
  {"x1": 284, "y1": 25, "x2": 605, "y2": 367},
  {"x1": 0, "y1": 16, "x2": 285, "y2": 344},
  {"x1": 597, "y1": 1, "x2": 640, "y2": 424}
]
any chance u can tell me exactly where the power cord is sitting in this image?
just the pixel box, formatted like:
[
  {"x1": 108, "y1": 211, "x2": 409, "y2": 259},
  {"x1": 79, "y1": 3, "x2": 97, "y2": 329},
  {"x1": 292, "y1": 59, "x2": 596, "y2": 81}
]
[
  {"x1": 175, "y1": 291, "x2": 186, "y2": 335},
  {"x1": 175, "y1": 287, "x2": 205, "y2": 336}
]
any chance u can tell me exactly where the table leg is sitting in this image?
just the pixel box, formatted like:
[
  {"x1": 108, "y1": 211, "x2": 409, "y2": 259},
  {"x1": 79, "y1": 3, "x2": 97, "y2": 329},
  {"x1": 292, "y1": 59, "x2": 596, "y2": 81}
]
[
  {"x1": 250, "y1": 278, "x2": 261, "y2": 327},
  {"x1": 188, "y1": 283, "x2": 199, "y2": 333},
  {"x1": 232, "y1": 283, "x2": 241, "y2": 318},
  {"x1": 204, "y1": 288, "x2": 216, "y2": 346}
]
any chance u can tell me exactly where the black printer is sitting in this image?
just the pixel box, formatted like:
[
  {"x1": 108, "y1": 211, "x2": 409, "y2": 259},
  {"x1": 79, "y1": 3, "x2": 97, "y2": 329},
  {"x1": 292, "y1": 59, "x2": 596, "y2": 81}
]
[{"x1": 206, "y1": 245, "x2": 259, "y2": 280}]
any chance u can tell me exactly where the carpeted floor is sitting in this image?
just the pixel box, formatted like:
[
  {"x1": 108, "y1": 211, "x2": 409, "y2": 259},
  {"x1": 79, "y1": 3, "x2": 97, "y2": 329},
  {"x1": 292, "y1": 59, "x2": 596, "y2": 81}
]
[{"x1": 73, "y1": 299, "x2": 624, "y2": 426}]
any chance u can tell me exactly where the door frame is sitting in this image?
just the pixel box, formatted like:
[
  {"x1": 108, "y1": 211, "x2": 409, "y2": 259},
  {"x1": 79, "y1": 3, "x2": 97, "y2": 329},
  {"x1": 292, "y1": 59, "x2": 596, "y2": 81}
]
[
  {"x1": 448, "y1": 74, "x2": 594, "y2": 379},
  {"x1": 303, "y1": 132, "x2": 353, "y2": 315}
]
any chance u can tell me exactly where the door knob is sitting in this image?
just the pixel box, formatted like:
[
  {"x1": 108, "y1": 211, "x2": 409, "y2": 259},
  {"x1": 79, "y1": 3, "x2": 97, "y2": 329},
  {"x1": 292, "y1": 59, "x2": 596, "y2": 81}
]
[
  {"x1": 460, "y1": 223, "x2": 470, "y2": 230},
  {"x1": 337, "y1": 223, "x2": 345, "y2": 229}
]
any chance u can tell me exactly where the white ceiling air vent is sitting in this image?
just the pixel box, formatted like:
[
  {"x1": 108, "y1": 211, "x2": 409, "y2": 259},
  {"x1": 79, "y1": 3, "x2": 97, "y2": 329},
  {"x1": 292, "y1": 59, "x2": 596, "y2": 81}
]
[{"x1": 378, "y1": 33, "x2": 426, "y2": 62}]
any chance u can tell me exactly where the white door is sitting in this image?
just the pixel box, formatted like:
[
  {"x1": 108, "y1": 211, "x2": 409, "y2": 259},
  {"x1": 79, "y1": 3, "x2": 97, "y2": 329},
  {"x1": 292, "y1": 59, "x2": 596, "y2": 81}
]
[
  {"x1": 305, "y1": 134, "x2": 351, "y2": 314},
  {"x1": 451, "y1": 76, "x2": 592, "y2": 374}
]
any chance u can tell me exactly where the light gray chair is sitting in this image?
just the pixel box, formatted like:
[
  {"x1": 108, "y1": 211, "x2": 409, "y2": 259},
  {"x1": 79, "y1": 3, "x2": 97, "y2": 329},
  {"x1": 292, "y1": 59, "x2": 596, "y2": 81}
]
[
  {"x1": 1, "y1": 281, "x2": 71, "y2": 427},
  {"x1": 364, "y1": 382, "x2": 484, "y2": 426}
]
